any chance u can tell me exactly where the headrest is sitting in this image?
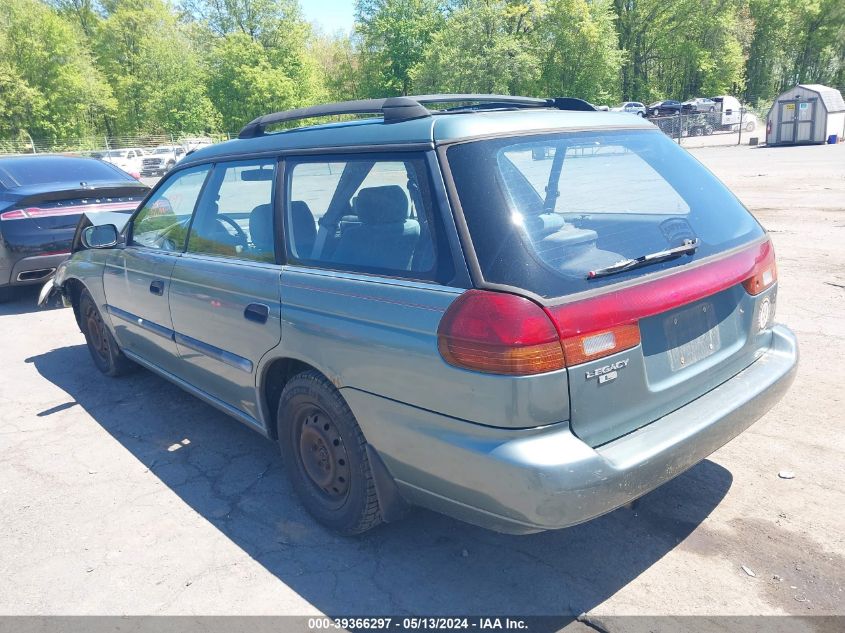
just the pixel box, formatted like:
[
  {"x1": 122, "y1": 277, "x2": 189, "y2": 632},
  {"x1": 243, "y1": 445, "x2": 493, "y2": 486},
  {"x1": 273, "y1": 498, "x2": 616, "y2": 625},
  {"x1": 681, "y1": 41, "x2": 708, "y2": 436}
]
[
  {"x1": 353, "y1": 185, "x2": 409, "y2": 225},
  {"x1": 249, "y1": 203, "x2": 274, "y2": 252}
]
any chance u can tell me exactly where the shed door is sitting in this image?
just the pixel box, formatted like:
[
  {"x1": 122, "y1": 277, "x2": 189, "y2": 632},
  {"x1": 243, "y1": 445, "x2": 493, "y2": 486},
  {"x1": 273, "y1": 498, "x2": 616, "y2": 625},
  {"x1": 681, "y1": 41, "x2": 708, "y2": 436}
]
[
  {"x1": 778, "y1": 98, "x2": 818, "y2": 144},
  {"x1": 795, "y1": 98, "x2": 817, "y2": 142},
  {"x1": 777, "y1": 100, "x2": 798, "y2": 144}
]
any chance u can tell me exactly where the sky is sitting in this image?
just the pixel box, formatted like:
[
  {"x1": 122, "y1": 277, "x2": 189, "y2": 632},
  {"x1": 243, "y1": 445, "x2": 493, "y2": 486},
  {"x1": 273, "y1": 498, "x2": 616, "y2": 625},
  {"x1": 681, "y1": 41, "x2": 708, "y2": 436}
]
[{"x1": 301, "y1": 0, "x2": 356, "y2": 34}]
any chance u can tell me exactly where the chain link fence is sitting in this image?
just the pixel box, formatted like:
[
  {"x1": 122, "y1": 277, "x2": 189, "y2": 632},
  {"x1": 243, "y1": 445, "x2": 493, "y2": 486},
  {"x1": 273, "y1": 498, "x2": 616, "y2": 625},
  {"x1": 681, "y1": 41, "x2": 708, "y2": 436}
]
[
  {"x1": 0, "y1": 133, "x2": 239, "y2": 156},
  {"x1": 648, "y1": 108, "x2": 765, "y2": 148}
]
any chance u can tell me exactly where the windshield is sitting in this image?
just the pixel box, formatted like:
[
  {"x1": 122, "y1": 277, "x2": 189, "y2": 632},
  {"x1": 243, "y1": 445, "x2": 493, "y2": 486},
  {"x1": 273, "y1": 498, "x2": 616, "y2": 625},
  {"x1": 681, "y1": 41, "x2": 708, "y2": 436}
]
[
  {"x1": 153, "y1": 148, "x2": 172, "y2": 154},
  {"x1": 107, "y1": 150, "x2": 127, "y2": 158},
  {"x1": 445, "y1": 129, "x2": 764, "y2": 299}
]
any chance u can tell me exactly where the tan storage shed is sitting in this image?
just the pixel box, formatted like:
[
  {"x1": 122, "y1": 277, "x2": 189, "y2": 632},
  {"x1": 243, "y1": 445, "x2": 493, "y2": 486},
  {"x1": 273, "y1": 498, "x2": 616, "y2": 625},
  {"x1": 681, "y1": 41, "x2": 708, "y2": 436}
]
[{"x1": 766, "y1": 84, "x2": 845, "y2": 145}]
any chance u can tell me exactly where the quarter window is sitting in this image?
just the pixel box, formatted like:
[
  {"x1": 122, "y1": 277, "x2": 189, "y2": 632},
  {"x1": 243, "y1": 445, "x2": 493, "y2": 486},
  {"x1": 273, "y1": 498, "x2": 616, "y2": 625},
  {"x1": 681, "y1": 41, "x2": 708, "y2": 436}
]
[
  {"x1": 286, "y1": 156, "x2": 438, "y2": 278},
  {"x1": 186, "y1": 160, "x2": 277, "y2": 263},
  {"x1": 130, "y1": 165, "x2": 209, "y2": 251}
]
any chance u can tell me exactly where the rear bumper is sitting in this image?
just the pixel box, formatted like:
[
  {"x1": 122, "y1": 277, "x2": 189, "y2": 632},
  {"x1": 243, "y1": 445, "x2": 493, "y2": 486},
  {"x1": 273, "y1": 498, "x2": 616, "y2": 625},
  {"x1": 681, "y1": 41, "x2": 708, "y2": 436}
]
[
  {"x1": 343, "y1": 325, "x2": 798, "y2": 534},
  {"x1": 2, "y1": 252, "x2": 70, "y2": 287}
]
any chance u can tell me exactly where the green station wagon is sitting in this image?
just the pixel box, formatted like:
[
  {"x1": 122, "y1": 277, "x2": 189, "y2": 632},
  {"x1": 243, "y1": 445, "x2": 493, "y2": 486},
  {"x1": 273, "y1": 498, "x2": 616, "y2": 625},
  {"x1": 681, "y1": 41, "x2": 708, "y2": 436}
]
[{"x1": 40, "y1": 95, "x2": 798, "y2": 535}]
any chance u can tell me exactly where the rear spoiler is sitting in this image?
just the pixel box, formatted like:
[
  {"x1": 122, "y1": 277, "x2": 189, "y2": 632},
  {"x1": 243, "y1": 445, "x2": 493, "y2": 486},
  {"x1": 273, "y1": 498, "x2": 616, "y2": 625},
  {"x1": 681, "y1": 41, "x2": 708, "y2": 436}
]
[{"x1": 72, "y1": 210, "x2": 134, "y2": 253}]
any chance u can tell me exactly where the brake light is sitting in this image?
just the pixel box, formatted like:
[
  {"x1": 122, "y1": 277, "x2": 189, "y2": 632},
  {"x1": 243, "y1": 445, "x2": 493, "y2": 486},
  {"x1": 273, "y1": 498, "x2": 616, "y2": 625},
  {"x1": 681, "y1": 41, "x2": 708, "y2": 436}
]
[
  {"x1": 439, "y1": 240, "x2": 776, "y2": 374},
  {"x1": 742, "y1": 241, "x2": 777, "y2": 295},
  {"x1": 437, "y1": 290, "x2": 565, "y2": 375},
  {"x1": 0, "y1": 209, "x2": 27, "y2": 221},
  {"x1": 0, "y1": 202, "x2": 137, "y2": 221}
]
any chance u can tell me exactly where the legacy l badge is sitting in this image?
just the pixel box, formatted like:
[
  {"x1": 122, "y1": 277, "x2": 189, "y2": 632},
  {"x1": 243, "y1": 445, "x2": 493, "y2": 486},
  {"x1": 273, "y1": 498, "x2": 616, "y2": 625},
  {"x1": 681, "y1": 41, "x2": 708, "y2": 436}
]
[{"x1": 586, "y1": 358, "x2": 629, "y2": 384}]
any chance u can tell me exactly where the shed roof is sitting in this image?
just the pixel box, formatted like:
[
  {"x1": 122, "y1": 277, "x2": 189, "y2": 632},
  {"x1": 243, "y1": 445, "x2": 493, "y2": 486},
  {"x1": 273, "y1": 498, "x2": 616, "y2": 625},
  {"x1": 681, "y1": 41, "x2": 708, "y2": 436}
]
[{"x1": 799, "y1": 84, "x2": 845, "y2": 113}]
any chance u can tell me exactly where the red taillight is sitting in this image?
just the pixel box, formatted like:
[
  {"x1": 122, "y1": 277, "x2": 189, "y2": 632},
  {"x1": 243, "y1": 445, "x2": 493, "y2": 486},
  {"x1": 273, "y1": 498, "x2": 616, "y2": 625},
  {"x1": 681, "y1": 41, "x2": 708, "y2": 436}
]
[
  {"x1": 0, "y1": 202, "x2": 137, "y2": 221},
  {"x1": 742, "y1": 240, "x2": 777, "y2": 295},
  {"x1": 439, "y1": 240, "x2": 776, "y2": 374},
  {"x1": 437, "y1": 290, "x2": 565, "y2": 375},
  {"x1": 546, "y1": 239, "x2": 775, "y2": 337},
  {"x1": 0, "y1": 209, "x2": 28, "y2": 221}
]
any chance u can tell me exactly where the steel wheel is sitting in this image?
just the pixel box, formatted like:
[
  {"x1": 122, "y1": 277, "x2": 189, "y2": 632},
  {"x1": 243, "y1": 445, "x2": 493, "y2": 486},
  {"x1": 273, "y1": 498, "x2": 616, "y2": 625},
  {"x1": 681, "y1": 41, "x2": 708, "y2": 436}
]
[
  {"x1": 79, "y1": 289, "x2": 134, "y2": 377},
  {"x1": 84, "y1": 298, "x2": 111, "y2": 366},
  {"x1": 278, "y1": 370, "x2": 383, "y2": 534},
  {"x1": 296, "y1": 406, "x2": 351, "y2": 508}
]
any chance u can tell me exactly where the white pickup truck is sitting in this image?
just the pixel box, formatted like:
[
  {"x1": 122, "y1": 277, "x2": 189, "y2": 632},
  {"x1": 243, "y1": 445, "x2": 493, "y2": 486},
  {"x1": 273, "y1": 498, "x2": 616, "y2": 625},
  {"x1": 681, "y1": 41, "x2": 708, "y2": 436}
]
[
  {"x1": 140, "y1": 145, "x2": 186, "y2": 177},
  {"x1": 98, "y1": 148, "x2": 147, "y2": 177}
]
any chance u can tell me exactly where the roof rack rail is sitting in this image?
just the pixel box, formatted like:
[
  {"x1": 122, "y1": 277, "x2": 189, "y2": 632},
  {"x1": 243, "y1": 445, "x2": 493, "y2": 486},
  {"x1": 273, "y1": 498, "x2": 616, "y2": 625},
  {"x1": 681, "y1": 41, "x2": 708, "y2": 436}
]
[{"x1": 238, "y1": 94, "x2": 597, "y2": 139}]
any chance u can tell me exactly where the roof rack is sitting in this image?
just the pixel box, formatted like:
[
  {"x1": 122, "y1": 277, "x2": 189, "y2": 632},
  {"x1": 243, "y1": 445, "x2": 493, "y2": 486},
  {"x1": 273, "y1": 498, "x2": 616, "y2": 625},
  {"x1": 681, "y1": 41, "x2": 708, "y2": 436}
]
[{"x1": 237, "y1": 94, "x2": 597, "y2": 139}]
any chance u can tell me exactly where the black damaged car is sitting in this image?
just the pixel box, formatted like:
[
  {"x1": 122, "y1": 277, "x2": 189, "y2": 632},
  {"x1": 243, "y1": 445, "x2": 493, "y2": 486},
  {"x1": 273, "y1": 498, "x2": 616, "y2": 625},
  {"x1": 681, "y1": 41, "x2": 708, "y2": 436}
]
[{"x1": 0, "y1": 155, "x2": 148, "y2": 302}]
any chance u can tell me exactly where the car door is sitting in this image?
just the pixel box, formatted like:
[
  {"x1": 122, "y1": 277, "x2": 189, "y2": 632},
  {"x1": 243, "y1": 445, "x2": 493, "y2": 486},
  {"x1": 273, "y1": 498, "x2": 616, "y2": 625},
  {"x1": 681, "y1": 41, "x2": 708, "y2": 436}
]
[
  {"x1": 167, "y1": 159, "x2": 281, "y2": 427},
  {"x1": 103, "y1": 164, "x2": 210, "y2": 376}
]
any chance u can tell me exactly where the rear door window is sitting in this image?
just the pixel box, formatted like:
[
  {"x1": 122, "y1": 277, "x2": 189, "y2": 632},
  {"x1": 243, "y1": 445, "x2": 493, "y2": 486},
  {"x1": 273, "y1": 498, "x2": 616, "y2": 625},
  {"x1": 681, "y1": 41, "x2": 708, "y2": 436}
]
[
  {"x1": 285, "y1": 155, "x2": 446, "y2": 280},
  {"x1": 446, "y1": 129, "x2": 764, "y2": 299}
]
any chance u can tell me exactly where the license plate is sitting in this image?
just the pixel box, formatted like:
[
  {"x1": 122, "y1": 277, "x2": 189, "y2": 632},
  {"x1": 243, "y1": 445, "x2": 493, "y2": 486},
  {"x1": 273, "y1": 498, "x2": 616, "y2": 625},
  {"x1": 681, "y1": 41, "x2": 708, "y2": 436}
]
[{"x1": 664, "y1": 302, "x2": 720, "y2": 371}]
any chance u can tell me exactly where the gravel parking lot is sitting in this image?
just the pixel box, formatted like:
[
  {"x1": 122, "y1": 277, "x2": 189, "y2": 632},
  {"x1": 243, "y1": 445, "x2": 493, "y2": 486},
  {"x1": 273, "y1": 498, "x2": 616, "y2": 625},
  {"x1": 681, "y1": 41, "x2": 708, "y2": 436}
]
[{"x1": 1, "y1": 143, "x2": 843, "y2": 621}]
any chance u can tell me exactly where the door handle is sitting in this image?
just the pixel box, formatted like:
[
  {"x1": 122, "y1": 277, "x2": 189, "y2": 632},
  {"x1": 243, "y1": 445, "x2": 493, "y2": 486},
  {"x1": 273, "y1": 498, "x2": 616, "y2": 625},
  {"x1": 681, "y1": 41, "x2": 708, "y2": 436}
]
[
  {"x1": 149, "y1": 280, "x2": 165, "y2": 296},
  {"x1": 244, "y1": 303, "x2": 269, "y2": 324}
]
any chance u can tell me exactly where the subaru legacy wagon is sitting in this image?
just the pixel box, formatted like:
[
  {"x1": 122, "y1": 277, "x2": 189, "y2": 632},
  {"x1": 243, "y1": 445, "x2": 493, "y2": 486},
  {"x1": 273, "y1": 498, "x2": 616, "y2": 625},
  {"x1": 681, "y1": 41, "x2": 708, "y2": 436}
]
[{"x1": 40, "y1": 95, "x2": 798, "y2": 535}]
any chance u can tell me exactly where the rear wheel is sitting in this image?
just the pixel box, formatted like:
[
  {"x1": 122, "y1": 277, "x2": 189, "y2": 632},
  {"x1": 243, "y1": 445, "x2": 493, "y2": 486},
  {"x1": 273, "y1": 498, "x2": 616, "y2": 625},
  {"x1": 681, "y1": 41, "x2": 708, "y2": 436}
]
[
  {"x1": 278, "y1": 370, "x2": 382, "y2": 535},
  {"x1": 79, "y1": 290, "x2": 134, "y2": 377}
]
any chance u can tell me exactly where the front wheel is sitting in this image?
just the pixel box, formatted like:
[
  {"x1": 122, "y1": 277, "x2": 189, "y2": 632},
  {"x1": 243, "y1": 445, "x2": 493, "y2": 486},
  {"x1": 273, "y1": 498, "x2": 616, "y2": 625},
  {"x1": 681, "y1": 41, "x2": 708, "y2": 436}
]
[
  {"x1": 278, "y1": 371, "x2": 382, "y2": 534},
  {"x1": 79, "y1": 290, "x2": 134, "y2": 377}
]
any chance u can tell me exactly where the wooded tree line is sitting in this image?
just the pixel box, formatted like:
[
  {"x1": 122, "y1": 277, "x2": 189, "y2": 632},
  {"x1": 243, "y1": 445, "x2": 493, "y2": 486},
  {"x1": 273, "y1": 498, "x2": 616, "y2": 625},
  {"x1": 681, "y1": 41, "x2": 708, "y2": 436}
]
[{"x1": 1, "y1": 0, "x2": 842, "y2": 143}]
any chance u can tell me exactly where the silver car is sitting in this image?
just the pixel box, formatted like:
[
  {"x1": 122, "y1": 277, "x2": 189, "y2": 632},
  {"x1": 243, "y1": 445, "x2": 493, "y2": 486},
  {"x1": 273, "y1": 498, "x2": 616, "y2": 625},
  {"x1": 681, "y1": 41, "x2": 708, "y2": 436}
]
[
  {"x1": 41, "y1": 95, "x2": 798, "y2": 535},
  {"x1": 611, "y1": 101, "x2": 646, "y2": 116}
]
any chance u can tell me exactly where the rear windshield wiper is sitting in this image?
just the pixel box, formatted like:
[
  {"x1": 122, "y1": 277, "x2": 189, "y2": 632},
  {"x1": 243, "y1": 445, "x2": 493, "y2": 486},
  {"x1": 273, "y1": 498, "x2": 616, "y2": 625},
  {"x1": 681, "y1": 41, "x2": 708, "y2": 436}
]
[{"x1": 587, "y1": 238, "x2": 700, "y2": 279}]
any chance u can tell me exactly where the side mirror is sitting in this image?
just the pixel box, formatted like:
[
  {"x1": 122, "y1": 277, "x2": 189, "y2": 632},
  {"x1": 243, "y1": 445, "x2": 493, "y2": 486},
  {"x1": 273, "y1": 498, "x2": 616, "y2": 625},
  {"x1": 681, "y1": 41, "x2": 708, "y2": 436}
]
[{"x1": 82, "y1": 224, "x2": 120, "y2": 249}]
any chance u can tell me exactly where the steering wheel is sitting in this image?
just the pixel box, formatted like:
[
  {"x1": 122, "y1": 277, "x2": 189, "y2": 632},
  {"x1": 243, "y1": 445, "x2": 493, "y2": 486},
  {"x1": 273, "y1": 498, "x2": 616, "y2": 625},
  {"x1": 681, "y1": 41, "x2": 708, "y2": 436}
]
[{"x1": 216, "y1": 214, "x2": 248, "y2": 246}]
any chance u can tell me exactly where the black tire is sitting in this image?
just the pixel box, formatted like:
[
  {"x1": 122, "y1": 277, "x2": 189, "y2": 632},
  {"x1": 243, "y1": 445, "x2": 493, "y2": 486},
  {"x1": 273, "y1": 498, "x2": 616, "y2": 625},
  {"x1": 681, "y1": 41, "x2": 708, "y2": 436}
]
[
  {"x1": 79, "y1": 290, "x2": 134, "y2": 377},
  {"x1": 277, "y1": 370, "x2": 382, "y2": 535}
]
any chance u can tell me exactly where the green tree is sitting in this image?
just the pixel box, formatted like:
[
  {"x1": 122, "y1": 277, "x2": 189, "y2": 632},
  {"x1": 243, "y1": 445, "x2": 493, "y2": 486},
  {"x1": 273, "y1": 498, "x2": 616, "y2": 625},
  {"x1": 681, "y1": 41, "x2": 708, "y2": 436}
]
[
  {"x1": 95, "y1": 0, "x2": 220, "y2": 135},
  {"x1": 533, "y1": 0, "x2": 622, "y2": 104},
  {"x1": 410, "y1": 0, "x2": 541, "y2": 94},
  {"x1": 0, "y1": 0, "x2": 115, "y2": 141},
  {"x1": 310, "y1": 30, "x2": 365, "y2": 101},
  {"x1": 356, "y1": 0, "x2": 445, "y2": 95},
  {"x1": 183, "y1": 0, "x2": 322, "y2": 130}
]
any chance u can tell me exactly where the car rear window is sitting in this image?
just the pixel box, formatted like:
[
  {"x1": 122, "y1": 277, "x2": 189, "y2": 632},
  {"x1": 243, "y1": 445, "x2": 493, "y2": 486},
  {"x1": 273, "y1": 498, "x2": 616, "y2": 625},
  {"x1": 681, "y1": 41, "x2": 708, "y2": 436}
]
[
  {"x1": 0, "y1": 157, "x2": 130, "y2": 187},
  {"x1": 446, "y1": 129, "x2": 764, "y2": 299}
]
